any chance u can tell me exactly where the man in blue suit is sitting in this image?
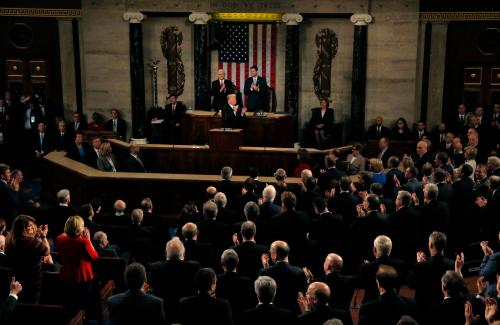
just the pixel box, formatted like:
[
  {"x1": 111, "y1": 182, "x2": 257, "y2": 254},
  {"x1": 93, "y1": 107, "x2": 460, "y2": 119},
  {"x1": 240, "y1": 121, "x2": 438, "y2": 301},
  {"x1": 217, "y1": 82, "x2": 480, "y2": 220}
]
[{"x1": 244, "y1": 65, "x2": 268, "y2": 112}]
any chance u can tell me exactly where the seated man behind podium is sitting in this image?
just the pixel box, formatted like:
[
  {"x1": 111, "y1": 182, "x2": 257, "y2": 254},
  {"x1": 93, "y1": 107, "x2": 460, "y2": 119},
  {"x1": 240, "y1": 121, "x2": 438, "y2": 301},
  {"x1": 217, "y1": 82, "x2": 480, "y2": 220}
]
[
  {"x1": 222, "y1": 94, "x2": 247, "y2": 129},
  {"x1": 309, "y1": 98, "x2": 334, "y2": 149}
]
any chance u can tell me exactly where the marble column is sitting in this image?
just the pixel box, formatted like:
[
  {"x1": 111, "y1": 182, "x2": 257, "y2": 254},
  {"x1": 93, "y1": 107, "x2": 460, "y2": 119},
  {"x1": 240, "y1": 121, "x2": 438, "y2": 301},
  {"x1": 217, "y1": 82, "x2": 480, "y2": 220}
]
[
  {"x1": 189, "y1": 12, "x2": 211, "y2": 110},
  {"x1": 350, "y1": 14, "x2": 372, "y2": 140},
  {"x1": 123, "y1": 12, "x2": 146, "y2": 139},
  {"x1": 282, "y1": 13, "x2": 303, "y2": 141}
]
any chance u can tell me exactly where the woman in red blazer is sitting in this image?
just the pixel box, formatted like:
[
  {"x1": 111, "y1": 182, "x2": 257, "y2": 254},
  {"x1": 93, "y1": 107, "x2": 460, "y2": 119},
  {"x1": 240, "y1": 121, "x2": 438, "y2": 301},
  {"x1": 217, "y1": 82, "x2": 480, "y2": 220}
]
[{"x1": 56, "y1": 215, "x2": 98, "y2": 316}]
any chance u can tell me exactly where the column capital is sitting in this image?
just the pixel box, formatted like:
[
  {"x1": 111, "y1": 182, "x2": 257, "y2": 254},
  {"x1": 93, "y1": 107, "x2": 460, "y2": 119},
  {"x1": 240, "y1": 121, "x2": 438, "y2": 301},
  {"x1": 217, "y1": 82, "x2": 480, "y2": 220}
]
[
  {"x1": 123, "y1": 12, "x2": 146, "y2": 23},
  {"x1": 282, "y1": 13, "x2": 303, "y2": 26},
  {"x1": 189, "y1": 12, "x2": 210, "y2": 25},
  {"x1": 350, "y1": 13, "x2": 373, "y2": 26}
]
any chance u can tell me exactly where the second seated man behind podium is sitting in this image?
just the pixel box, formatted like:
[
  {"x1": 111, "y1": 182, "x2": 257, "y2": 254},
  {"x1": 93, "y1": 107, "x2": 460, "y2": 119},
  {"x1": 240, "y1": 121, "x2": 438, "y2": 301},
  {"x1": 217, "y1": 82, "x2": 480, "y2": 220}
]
[{"x1": 222, "y1": 94, "x2": 247, "y2": 129}]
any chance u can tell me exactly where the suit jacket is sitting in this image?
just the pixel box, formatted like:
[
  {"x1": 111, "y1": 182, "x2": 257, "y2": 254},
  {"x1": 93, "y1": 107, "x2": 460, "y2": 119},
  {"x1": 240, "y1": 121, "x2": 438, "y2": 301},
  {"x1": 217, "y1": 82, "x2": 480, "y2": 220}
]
[
  {"x1": 384, "y1": 168, "x2": 403, "y2": 199},
  {"x1": 412, "y1": 130, "x2": 431, "y2": 141},
  {"x1": 56, "y1": 234, "x2": 99, "y2": 283},
  {"x1": 244, "y1": 76, "x2": 268, "y2": 111},
  {"x1": 67, "y1": 142, "x2": 92, "y2": 166},
  {"x1": 68, "y1": 120, "x2": 87, "y2": 134},
  {"x1": 259, "y1": 261, "x2": 307, "y2": 315},
  {"x1": 216, "y1": 272, "x2": 256, "y2": 316},
  {"x1": 297, "y1": 305, "x2": 352, "y2": 325},
  {"x1": 197, "y1": 219, "x2": 232, "y2": 258},
  {"x1": 401, "y1": 178, "x2": 423, "y2": 197},
  {"x1": 428, "y1": 297, "x2": 466, "y2": 325},
  {"x1": 211, "y1": 79, "x2": 235, "y2": 109},
  {"x1": 96, "y1": 154, "x2": 119, "y2": 172},
  {"x1": 309, "y1": 212, "x2": 347, "y2": 258},
  {"x1": 164, "y1": 101, "x2": 186, "y2": 125},
  {"x1": 125, "y1": 154, "x2": 147, "y2": 172},
  {"x1": 269, "y1": 210, "x2": 311, "y2": 264},
  {"x1": 149, "y1": 259, "x2": 200, "y2": 323},
  {"x1": 0, "y1": 252, "x2": 11, "y2": 268},
  {"x1": 413, "y1": 151, "x2": 433, "y2": 174},
  {"x1": 178, "y1": 292, "x2": 233, "y2": 325},
  {"x1": 231, "y1": 241, "x2": 268, "y2": 281},
  {"x1": 49, "y1": 204, "x2": 79, "y2": 238},
  {"x1": 407, "y1": 253, "x2": 454, "y2": 308},
  {"x1": 0, "y1": 295, "x2": 17, "y2": 323},
  {"x1": 217, "y1": 180, "x2": 239, "y2": 207},
  {"x1": 0, "y1": 180, "x2": 20, "y2": 222},
  {"x1": 480, "y1": 252, "x2": 500, "y2": 297},
  {"x1": 87, "y1": 147, "x2": 100, "y2": 169},
  {"x1": 356, "y1": 255, "x2": 406, "y2": 303},
  {"x1": 418, "y1": 200, "x2": 450, "y2": 248},
  {"x1": 437, "y1": 182, "x2": 453, "y2": 210},
  {"x1": 184, "y1": 239, "x2": 215, "y2": 268},
  {"x1": 377, "y1": 147, "x2": 393, "y2": 169},
  {"x1": 349, "y1": 211, "x2": 389, "y2": 264},
  {"x1": 32, "y1": 131, "x2": 51, "y2": 156},
  {"x1": 318, "y1": 167, "x2": 346, "y2": 192},
  {"x1": 318, "y1": 272, "x2": 354, "y2": 312},
  {"x1": 51, "y1": 131, "x2": 71, "y2": 152},
  {"x1": 388, "y1": 206, "x2": 420, "y2": 267},
  {"x1": 328, "y1": 191, "x2": 360, "y2": 225},
  {"x1": 259, "y1": 202, "x2": 282, "y2": 220},
  {"x1": 105, "y1": 118, "x2": 127, "y2": 140},
  {"x1": 222, "y1": 103, "x2": 246, "y2": 129},
  {"x1": 237, "y1": 303, "x2": 294, "y2": 325},
  {"x1": 346, "y1": 154, "x2": 366, "y2": 175},
  {"x1": 107, "y1": 290, "x2": 166, "y2": 325},
  {"x1": 309, "y1": 108, "x2": 335, "y2": 134},
  {"x1": 358, "y1": 291, "x2": 417, "y2": 325},
  {"x1": 366, "y1": 124, "x2": 390, "y2": 140}
]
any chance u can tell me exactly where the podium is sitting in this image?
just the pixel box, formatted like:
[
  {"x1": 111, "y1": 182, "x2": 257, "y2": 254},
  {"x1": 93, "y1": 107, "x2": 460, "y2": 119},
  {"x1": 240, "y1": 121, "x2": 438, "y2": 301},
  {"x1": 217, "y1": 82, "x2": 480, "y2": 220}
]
[{"x1": 208, "y1": 128, "x2": 243, "y2": 150}]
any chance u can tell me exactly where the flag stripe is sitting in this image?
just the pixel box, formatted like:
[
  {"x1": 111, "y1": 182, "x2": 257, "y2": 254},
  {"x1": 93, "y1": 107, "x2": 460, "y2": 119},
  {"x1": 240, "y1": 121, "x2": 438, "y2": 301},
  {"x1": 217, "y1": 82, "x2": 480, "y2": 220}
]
[
  {"x1": 270, "y1": 24, "x2": 277, "y2": 89},
  {"x1": 261, "y1": 24, "x2": 267, "y2": 83}
]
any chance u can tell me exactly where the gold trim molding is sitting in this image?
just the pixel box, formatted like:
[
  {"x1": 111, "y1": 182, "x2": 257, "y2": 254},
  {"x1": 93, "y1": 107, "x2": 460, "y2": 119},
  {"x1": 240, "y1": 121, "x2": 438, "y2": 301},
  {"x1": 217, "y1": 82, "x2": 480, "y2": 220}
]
[
  {"x1": 0, "y1": 7, "x2": 82, "y2": 18},
  {"x1": 420, "y1": 11, "x2": 500, "y2": 22},
  {"x1": 210, "y1": 12, "x2": 283, "y2": 22}
]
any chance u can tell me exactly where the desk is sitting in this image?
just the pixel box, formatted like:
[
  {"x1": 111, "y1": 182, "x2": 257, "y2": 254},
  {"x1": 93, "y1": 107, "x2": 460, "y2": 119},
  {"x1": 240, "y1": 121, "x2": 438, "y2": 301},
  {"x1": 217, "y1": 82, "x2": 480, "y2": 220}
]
[{"x1": 182, "y1": 110, "x2": 293, "y2": 147}]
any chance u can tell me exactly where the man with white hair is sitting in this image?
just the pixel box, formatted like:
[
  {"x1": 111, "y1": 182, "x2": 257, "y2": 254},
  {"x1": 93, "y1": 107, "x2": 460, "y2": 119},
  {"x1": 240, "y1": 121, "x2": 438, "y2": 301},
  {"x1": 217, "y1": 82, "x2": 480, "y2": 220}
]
[
  {"x1": 149, "y1": 237, "x2": 200, "y2": 324},
  {"x1": 211, "y1": 68, "x2": 235, "y2": 111},
  {"x1": 418, "y1": 183, "x2": 450, "y2": 248},
  {"x1": 214, "y1": 191, "x2": 237, "y2": 226},
  {"x1": 487, "y1": 156, "x2": 500, "y2": 176},
  {"x1": 51, "y1": 188, "x2": 78, "y2": 237},
  {"x1": 237, "y1": 276, "x2": 294, "y2": 325},
  {"x1": 259, "y1": 185, "x2": 282, "y2": 220},
  {"x1": 356, "y1": 235, "x2": 405, "y2": 303},
  {"x1": 127, "y1": 208, "x2": 151, "y2": 242},
  {"x1": 197, "y1": 200, "x2": 232, "y2": 260},
  {"x1": 217, "y1": 166, "x2": 237, "y2": 206},
  {"x1": 108, "y1": 199, "x2": 129, "y2": 225}
]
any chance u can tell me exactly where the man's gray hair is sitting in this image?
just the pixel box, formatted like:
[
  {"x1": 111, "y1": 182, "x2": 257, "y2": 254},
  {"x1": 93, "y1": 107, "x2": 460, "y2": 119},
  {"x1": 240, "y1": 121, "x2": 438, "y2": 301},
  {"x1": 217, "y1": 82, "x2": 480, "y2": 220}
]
[
  {"x1": 488, "y1": 156, "x2": 500, "y2": 169},
  {"x1": 262, "y1": 185, "x2": 276, "y2": 203},
  {"x1": 203, "y1": 200, "x2": 218, "y2": 220},
  {"x1": 244, "y1": 201, "x2": 260, "y2": 220},
  {"x1": 214, "y1": 192, "x2": 227, "y2": 208},
  {"x1": 57, "y1": 189, "x2": 70, "y2": 203},
  {"x1": 93, "y1": 231, "x2": 107, "y2": 244},
  {"x1": 221, "y1": 249, "x2": 239, "y2": 271},
  {"x1": 424, "y1": 183, "x2": 439, "y2": 200},
  {"x1": 221, "y1": 166, "x2": 233, "y2": 180},
  {"x1": 166, "y1": 237, "x2": 185, "y2": 260},
  {"x1": 374, "y1": 235, "x2": 392, "y2": 256},
  {"x1": 397, "y1": 191, "x2": 412, "y2": 207},
  {"x1": 254, "y1": 276, "x2": 277, "y2": 304},
  {"x1": 131, "y1": 208, "x2": 144, "y2": 225},
  {"x1": 323, "y1": 319, "x2": 344, "y2": 325}
]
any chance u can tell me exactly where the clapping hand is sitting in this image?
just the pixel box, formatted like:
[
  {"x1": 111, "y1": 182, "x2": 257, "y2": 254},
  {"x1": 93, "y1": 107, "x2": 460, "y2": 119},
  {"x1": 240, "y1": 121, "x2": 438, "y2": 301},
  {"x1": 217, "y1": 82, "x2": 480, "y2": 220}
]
[
  {"x1": 303, "y1": 267, "x2": 313, "y2": 283},
  {"x1": 380, "y1": 203, "x2": 386, "y2": 214},
  {"x1": 356, "y1": 204, "x2": 366, "y2": 217},
  {"x1": 477, "y1": 276, "x2": 488, "y2": 296},
  {"x1": 455, "y1": 252, "x2": 465, "y2": 275},
  {"x1": 297, "y1": 292, "x2": 311, "y2": 314},
  {"x1": 485, "y1": 297, "x2": 498, "y2": 324},
  {"x1": 465, "y1": 301, "x2": 480, "y2": 325},
  {"x1": 242, "y1": 107, "x2": 247, "y2": 114},
  {"x1": 261, "y1": 253, "x2": 270, "y2": 269},
  {"x1": 481, "y1": 241, "x2": 494, "y2": 256},
  {"x1": 411, "y1": 193, "x2": 419, "y2": 205},
  {"x1": 476, "y1": 197, "x2": 488, "y2": 208},
  {"x1": 9, "y1": 277, "x2": 22, "y2": 296},
  {"x1": 416, "y1": 251, "x2": 427, "y2": 263},
  {"x1": 232, "y1": 233, "x2": 240, "y2": 246}
]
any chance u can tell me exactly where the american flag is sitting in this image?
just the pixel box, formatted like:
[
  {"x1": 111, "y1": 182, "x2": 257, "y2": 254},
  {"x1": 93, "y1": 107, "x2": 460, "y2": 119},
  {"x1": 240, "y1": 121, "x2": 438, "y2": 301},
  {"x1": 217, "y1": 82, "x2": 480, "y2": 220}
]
[{"x1": 216, "y1": 22, "x2": 277, "y2": 91}]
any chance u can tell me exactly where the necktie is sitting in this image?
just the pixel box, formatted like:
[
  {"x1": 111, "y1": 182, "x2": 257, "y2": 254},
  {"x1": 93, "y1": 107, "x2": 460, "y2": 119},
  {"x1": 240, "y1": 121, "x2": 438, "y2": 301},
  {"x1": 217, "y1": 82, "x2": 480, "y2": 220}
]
[
  {"x1": 220, "y1": 80, "x2": 223, "y2": 86},
  {"x1": 440, "y1": 134, "x2": 444, "y2": 143},
  {"x1": 136, "y1": 155, "x2": 144, "y2": 169},
  {"x1": 377, "y1": 126, "x2": 381, "y2": 135},
  {"x1": 40, "y1": 133, "x2": 44, "y2": 148},
  {"x1": 460, "y1": 115, "x2": 464, "y2": 123},
  {"x1": 113, "y1": 119, "x2": 117, "y2": 132},
  {"x1": 173, "y1": 104, "x2": 176, "y2": 112}
]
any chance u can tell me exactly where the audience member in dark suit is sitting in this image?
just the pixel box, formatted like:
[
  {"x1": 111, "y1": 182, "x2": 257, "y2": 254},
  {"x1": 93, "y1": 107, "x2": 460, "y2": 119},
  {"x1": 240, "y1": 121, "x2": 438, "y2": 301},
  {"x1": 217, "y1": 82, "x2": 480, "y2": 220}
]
[
  {"x1": 68, "y1": 111, "x2": 87, "y2": 136},
  {"x1": 51, "y1": 120, "x2": 71, "y2": 151},
  {"x1": 211, "y1": 69, "x2": 235, "y2": 110},
  {"x1": 416, "y1": 183, "x2": 450, "y2": 248},
  {"x1": 413, "y1": 140, "x2": 433, "y2": 175},
  {"x1": 389, "y1": 191, "x2": 420, "y2": 268},
  {"x1": 248, "y1": 167, "x2": 265, "y2": 195},
  {"x1": 214, "y1": 192, "x2": 239, "y2": 226},
  {"x1": 222, "y1": 94, "x2": 247, "y2": 129},
  {"x1": 330, "y1": 149, "x2": 348, "y2": 173},
  {"x1": 197, "y1": 201, "x2": 232, "y2": 260},
  {"x1": 400, "y1": 167, "x2": 423, "y2": 199},
  {"x1": 259, "y1": 241, "x2": 307, "y2": 315},
  {"x1": 67, "y1": 132, "x2": 92, "y2": 165},
  {"x1": 434, "y1": 169, "x2": 453, "y2": 210},
  {"x1": 125, "y1": 144, "x2": 148, "y2": 172},
  {"x1": 296, "y1": 177, "x2": 321, "y2": 217},
  {"x1": 0, "y1": 234, "x2": 11, "y2": 267},
  {"x1": 428, "y1": 270, "x2": 466, "y2": 325},
  {"x1": 127, "y1": 209, "x2": 151, "y2": 242},
  {"x1": 349, "y1": 194, "x2": 389, "y2": 267},
  {"x1": 407, "y1": 231, "x2": 455, "y2": 312},
  {"x1": 244, "y1": 65, "x2": 268, "y2": 112},
  {"x1": 356, "y1": 235, "x2": 405, "y2": 303},
  {"x1": 376, "y1": 137, "x2": 393, "y2": 168},
  {"x1": 178, "y1": 267, "x2": 233, "y2": 325},
  {"x1": 328, "y1": 176, "x2": 360, "y2": 225},
  {"x1": 232, "y1": 221, "x2": 268, "y2": 281},
  {"x1": 412, "y1": 120, "x2": 431, "y2": 141},
  {"x1": 216, "y1": 249, "x2": 256, "y2": 317},
  {"x1": 93, "y1": 231, "x2": 119, "y2": 258},
  {"x1": 104, "y1": 108, "x2": 127, "y2": 140},
  {"x1": 318, "y1": 155, "x2": 346, "y2": 192},
  {"x1": 309, "y1": 198, "x2": 346, "y2": 267},
  {"x1": 366, "y1": 115, "x2": 390, "y2": 140},
  {"x1": 433, "y1": 122, "x2": 448, "y2": 152},
  {"x1": 237, "y1": 276, "x2": 294, "y2": 325},
  {"x1": 358, "y1": 265, "x2": 417, "y2": 325},
  {"x1": 309, "y1": 98, "x2": 335, "y2": 149},
  {"x1": 217, "y1": 166, "x2": 239, "y2": 208},
  {"x1": 164, "y1": 95, "x2": 186, "y2": 143},
  {"x1": 315, "y1": 253, "x2": 354, "y2": 312},
  {"x1": 87, "y1": 137, "x2": 101, "y2": 169},
  {"x1": 107, "y1": 263, "x2": 166, "y2": 325},
  {"x1": 451, "y1": 165, "x2": 475, "y2": 248},
  {"x1": 451, "y1": 104, "x2": 467, "y2": 137},
  {"x1": 235, "y1": 178, "x2": 259, "y2": 216},
  {"x1": 140, "y1": 197, "x2": 160, "y2": 227},
  {"x1": 50, "y1": 189, "x2": 79, "y2": 238},
  {"x1": 0, "y1": 164, "x2": 20, "y2": 223},
  {"x1": 297, "y1": 281, "x2": 352, "y2": 325},
  {"x1": 0, "y1": 278, "x2": 22, "y2": 323},
  {"x1": 32, "y1": 122, "x2": 51, "y2": 159},
  {"x1": 259, "y1": 185, "x2": 282, "y2": 220},
  {"x1": 384, "y1": 156, "x2": 403, "y2": 199},
  {"x1": 269, "y1": 192, "x2": 311, "y2": 265},
  {"x1": 182, "y1": 222, "x2": 215, "y2": 268},
  {"x1": 149, "y1": 237, "x2": 200, "y2": 324}
]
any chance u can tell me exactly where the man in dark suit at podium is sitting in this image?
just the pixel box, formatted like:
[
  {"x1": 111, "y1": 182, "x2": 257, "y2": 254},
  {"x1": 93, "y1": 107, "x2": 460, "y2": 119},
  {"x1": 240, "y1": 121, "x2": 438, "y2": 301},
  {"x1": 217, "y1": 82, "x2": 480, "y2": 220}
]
[
  {"x1": 211, "y1": 69, "x2": 235, "y2": 111},
  {"x1": 222, "y1": 94, "x2": 247, "y2": 129},
  {"x1": 244, "y1": 65, "x2": 268, "y2": 112},
  {"x1": 165, "y1": 95, "x2": 186, "y2": 143}
]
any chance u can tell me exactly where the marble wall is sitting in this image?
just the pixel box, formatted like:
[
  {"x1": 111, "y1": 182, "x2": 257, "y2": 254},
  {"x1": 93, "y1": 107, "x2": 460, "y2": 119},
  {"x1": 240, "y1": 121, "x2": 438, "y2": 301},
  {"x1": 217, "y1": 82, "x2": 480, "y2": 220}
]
[
  {"x1": 58, "y1": 19, "x2": 77, "y2": 119},
  {"x1": 76, "y1": 0, "x2": 422, "y2": 141}
]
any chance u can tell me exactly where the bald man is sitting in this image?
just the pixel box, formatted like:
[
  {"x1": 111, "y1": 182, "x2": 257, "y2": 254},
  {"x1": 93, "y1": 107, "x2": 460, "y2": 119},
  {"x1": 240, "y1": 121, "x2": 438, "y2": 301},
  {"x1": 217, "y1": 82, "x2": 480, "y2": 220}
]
[
  {"x1": 413, "y1": 140, "x2": 433, "y2": 175},
  {"x1": 316, "y1": 253, "x2": 354, "y2": 311},
  {"x1": 366, "y1": 115, "x2": 389, "y2": 140},
  {"x1": 182, "y1": 222, "x2": 215, "y2": 268},
  {"x1": 211, "y1": 69, "x2": 235, "y2": 111},
  {"x1": 297, "y1": 282, "x2": 352, "y2": 325}
]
